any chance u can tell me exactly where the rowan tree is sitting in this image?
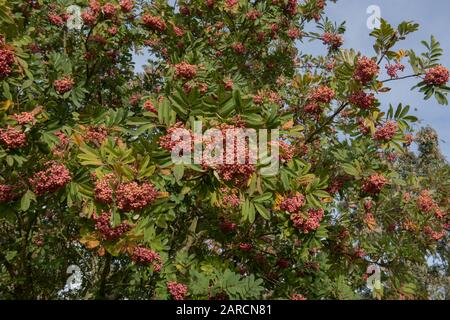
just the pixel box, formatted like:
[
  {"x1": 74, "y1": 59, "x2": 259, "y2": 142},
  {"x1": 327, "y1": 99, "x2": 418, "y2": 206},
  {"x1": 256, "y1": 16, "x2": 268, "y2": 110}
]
[{"x1": 0, "y1": 0, "x2": 448, "y2": 300}]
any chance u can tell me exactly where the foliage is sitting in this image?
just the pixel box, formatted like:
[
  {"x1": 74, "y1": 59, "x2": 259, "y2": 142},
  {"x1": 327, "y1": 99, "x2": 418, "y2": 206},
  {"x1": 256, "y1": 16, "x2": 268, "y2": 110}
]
[{"x1": 0, "y1": 0, "x2": 448, "y2": 300}]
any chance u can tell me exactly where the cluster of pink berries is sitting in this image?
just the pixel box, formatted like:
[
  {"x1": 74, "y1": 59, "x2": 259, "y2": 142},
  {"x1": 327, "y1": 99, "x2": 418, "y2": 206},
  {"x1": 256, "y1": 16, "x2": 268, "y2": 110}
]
[
  {"x1": 0, "y1": 37, "x2": 14, "y2": 78},
  {"x1": 404, "y1": 133, "x2": 414, "y2": 146},
  {"x1": 286, "y1": 0, "x2": 298, "y2": 16},
  {"x1": 95, "y1": 175, "x2": 157, "y2": 212},
  {"x1": 101, "y1": 3, "x2": 117, "y2": 18},
  {"x1": 224, "y1": 79, "x2": 234, "y2": 91},
  {"x1": 321, "y1": 33, "x2": 343, "y2": 49},
  {"x1": 48, "y1": 13, "x2": 65, "y2": 27},
  {"x1": 281, "y1": 193, "x2": 305, "y2": 213},
  {"x1": 54, "y1": 76, "x2": 75, "y2": 94},
  {"x1": 326, "y1": 179, "x2": 344, "y2": 195},
  {"x1": 232, "y1": 43, "x2": 246, "y2": 55},
  {"x1": 417, "y1": 190, "x2": 434, "y2": 213},
  {"x1": 349, "y1": 91, "x2": 376, "y2": 109},
  {"x1": 374, "y1": 120, "x2": 398, "y2": 141},
  {"x1": 219, "y1": 219, "x2": 237, "y2": 234},
  {"x1": 287, "y1": 28, "x2": 302, "y2": 39},
  {"x1": 29, "y1": 161, "x2": 71, "y2": 195},
  {"x1": 93, "y1": 211, "x2": 131, "y2": 241},
  {"x1": 277, "y1": 140, "x2": 295, "y2": 163},
  {"x1": 0, "y1": 184, "x2": 21, "y2": 203},
  {"x1": 12, "y1": 112, "x2": 35, "y2": 125},
  {"x1": 142, "y1": 14, "x2": 167, "y2": 31},
  {"x1": 0, "y1": 126, "x2": 27, "y2": 149},
  {"x1": 246, "y1": 9, "x2": 262, "y2": 20},
  {"x1": 119, "y1": 0, "x2": 134, "y2": 12},
  {"x1": 167, "y1": 281, "x2": 189, "y2": 300},
  {"x1": 158, "y1": 122, "x2": 193, "y2": 152},
  {"x1": 291, "y1": 293, "x2": 306, "y2": 300},
  {"x1": 311, "y1": 85, "x2": 335, "y2": 104},
  {"x1": 52, "y1": 131, "x2": 70, "y2": 157},
  {"x1": 386, "y1": 63, "x2": 405, "y2": 78},
  {"x1": 362, "y1": 174, "x2": 388, "y2": 194},
  {"x1": 143, "y1": 99, "x2": 157, "y2": 113},
  {"x1": 354, "y1": 56, "x2": 380, "y2": 85},
  {"x1": 424, "y1": 65, "x2": 449, "y2": 86},
  {"x1": 85, "y1": 126, "x2": 108, "y2": 145},
  {"x1": 291, "y1": 208, "x2": 324, "y2": 234},
  {"x1": 423, "y1": 226, "x2": 445, "y2": 241},
  {"x1": 174, "y1": 62, "x2": 197, "y2": 80},
  {"x1": 239, "y1": 243, "x2": 252, "y2": 252},
  {"x1": 131, "y1": 246, "x2": 163, "y2": 272},
  {"x1": 213, "y1": 130, "x2": 256, "y2": 184},
  {"x1": 116, "y1": 182, "x2": 158, "y2": 212},
  {"x1": 95, "y1": 173, "x2": 117, "y2": 204},
  {"x1": 81, "y1": 9, "x2": 97, "y2": 26},
  {"x1": 304, "y1": 86, "x2": 335, "y2": 115},
  {"x1": 221, "y1": 187, "x2": 241, "y2": 208},
  {"x1": 129, "y1": 92, "x2": 142, "y2": 106}
]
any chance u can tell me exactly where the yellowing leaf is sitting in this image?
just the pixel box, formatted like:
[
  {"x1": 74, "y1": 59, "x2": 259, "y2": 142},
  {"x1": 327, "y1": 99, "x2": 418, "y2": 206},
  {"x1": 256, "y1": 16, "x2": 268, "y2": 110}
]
[
  {"x1": 0, "y1": 100, "x2": 12, "y2": 112},
  {"x1": 86, "y1": 240, "x2": 100, "y2": 249}
]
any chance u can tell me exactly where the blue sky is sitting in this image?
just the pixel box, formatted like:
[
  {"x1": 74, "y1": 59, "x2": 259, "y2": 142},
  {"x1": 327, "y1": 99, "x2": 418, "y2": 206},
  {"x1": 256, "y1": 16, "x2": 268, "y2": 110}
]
[{"x1": 133, "y1": 0, "x2": 450, "y2": 159}]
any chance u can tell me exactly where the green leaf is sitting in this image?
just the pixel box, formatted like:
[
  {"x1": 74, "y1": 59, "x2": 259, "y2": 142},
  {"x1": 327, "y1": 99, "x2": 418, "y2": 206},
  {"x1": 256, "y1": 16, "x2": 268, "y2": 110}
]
[
  {"x1": 254, "y1": 202, "x2": 270, "y2": 220},
  {"x1": 20, "y1": 190, "x2": 36, "y2": 211},
  {"x1": 173, "y1": 164, "x2": 184, "y2": 182}
]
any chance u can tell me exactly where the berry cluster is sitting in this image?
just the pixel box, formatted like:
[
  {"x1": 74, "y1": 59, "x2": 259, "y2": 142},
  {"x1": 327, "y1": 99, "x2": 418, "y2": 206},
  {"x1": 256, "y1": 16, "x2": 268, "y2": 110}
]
[
  {"x1": 29, "y1": 162, "x2": 71, "y2": 195},
  {"x1": 311, "y1": 85, "x2": 335, "y2": 104},
  {"x1": 94, "y1": 174, "x2": 117, "y2": 204},
  {"x1": 362, "y1": 174, "x2": 388, "y2": 194},
  {"x1": 115, "y1": 182, "x2": 158, "y2": 212},
  {"x1": 142, "y1": 14, "x2": 167, "y2": 31},
  {"x1": 287, "y1": 28, "x2": 302, "y2": 39},
  {"x1": 353, "y1": 56, "x2": 380, "y2": 85},
  {"x1": 119, "y1": 0, "x2": 134, "y2": 12},
  {"x1": 321, "y1": 33, "x2": 343, "y2": 50},
  {"x1": 277, "y1": 140, "x2": 295, "y2": 163},
  {"x1": 102, "y1": 3, "x2": 117, "y2": 18},
  {"x1": 349, "y1": 91, "x2": 376, "y2": 109},
  {"x1": 385, "y1": 63, "x2": 405, "y2": 78},
  {"x1": 239, "y1": 243, "x2": 252, "y2": 252},
  {"x1": 219, "y1": 219, "x2": 237, "y2": 234},
  {"x1": 93, "y1": 211, "x2": 131, "y2": 241},
  {"x1": 231, "y1": 43, "x2": 246, "y2": 55},
  {"x1": 281, "y1": 193, "x2": 305, "y2": 213},
  {"x1": 374, "y1": 120, "x2": 398, "y2": 141},
  {"x1": 416, "y1": 190, "x2": 436, "y2": 214},
  {"x1": 0, "y1": 37, "x2": 15, "y2": 78},
  {"x1": 85, "y1": 126, "x2": 108, "y2": 145},
  {"x1": 95, "y1": 175, "x2": 158, "y2": 212},
  {"x1": 0, "y1": 126, "x2": 27, "y2": 149},
  {"x1": 12, "y1": 112, "x2": 35, "y2": 125},
  {"x1": 174, "y1": 62, "x2": 197, "y2": 80},
  {"x1": 47, "y1": 13, "x2": 65, "y2": 27},
  {"x1": 246, "y1": 9, "x2": 262, "y2": 20},
  {"x1": 424, "y1": 65, "x2": 449, "y2": 86},
  {"x1": 143, "y1": 100, "x2": 157, "y2": 113},
  {"x1": 52, "y1": 131, "x2": 70, "y2": 157},
  {"x1": 0, "y1": 184, "x2": 21, "y2": 203},
  {"x1": 291, "y1": 293, "x2": 306, "y2": 300},
  {"x1": 167, "y1": 281, "x2": 189, "y2": 300},
  {"x1": 158, "y1": 122, "x2": 193, "y2": 153},
  {"x1": 131, "y1": 246, "x2": 163, "y2": 272},
  {"x1": 423, "y1": 226, "x2": 445, "y2": 241},
  {"x1": 54, "y1": 76, "x2": 75, "y2": 94},
  {"x1": 221, "y1": 187, "x2": 241, "y2": 208},
  {"x1": 291, "y1": 208, "x2": 324, "y2": 233}
]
